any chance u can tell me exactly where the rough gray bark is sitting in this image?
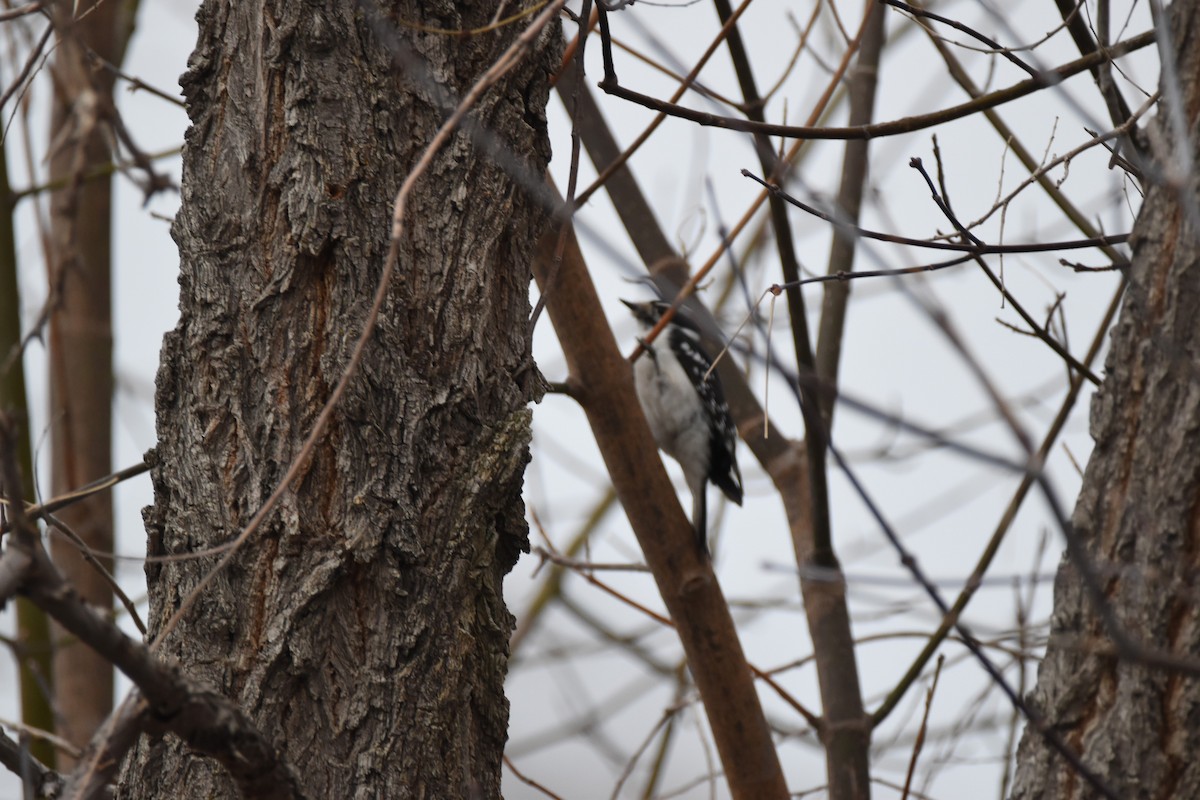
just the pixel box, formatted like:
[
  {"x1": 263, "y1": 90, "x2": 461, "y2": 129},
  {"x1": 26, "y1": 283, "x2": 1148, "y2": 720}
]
[
  {"x1": 117, "y1": 2, "x2": 555, "y2": 797},
  {"x1": 1009, "y1": 3, "x2": 1200, "y2": 798}
]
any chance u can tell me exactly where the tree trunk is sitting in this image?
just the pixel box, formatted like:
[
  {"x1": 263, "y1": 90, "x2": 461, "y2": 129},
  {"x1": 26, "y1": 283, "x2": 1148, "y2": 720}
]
[
  {"x1": 1010, "y1": 3, "x2": 1200, "y2": 797},
  {"x1": 47, "y1": 0, "x2": 137, "y2": 764},
  {"x1": 118, "y1": 2, "x2": 555, "y2": 797},
  {"x1": 0, "y1": 130, "x2": 56, "y2": 770}
]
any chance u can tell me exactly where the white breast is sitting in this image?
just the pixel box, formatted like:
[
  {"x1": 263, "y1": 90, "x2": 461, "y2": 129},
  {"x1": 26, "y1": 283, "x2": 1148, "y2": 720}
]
[{"x1": 632, "y1": 338, "x2": 711, "y2": 484}]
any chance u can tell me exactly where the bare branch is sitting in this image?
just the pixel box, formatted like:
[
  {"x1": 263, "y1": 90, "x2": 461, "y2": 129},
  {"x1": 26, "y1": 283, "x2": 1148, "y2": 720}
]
[
  {"x1": 532, "y1": 208, "x2": 790, "y2": 798},
  {"x1": 598, "y1": 29, "x2": 1155, "y2": 140},
  {"x1": 0, "y1": 728, "x2": 62, "y2": 799}
]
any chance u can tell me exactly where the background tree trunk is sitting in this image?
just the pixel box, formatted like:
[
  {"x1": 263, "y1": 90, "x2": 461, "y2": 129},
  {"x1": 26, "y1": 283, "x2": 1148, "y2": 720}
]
[
  {"x1": 1010, "y1": 3, "x2": 1200, "y2": 796},
  {"x1": 0, "y1": 130, "x2": 55, "y2": 770},
  {"x1": 117, "y1": 2, "x2": 555, "y2": 796},
  {"x1": 47, "y1": 0, "x2": 137, "y2": 765}
]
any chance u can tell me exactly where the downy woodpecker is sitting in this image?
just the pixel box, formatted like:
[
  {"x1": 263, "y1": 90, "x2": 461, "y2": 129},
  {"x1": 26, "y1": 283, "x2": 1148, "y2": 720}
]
[{"x1": 622, "y1": 299, "x2": 742, "y2": 554}]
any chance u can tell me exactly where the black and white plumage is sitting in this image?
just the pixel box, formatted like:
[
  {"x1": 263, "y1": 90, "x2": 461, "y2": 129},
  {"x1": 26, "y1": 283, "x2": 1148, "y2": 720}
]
[{"x1": 622, "y1": 299, "x2": 743, "y2": 553}]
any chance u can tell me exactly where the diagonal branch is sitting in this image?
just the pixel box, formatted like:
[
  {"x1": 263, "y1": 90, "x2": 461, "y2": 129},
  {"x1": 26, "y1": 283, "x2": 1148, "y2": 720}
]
[
  {"x1": 532, "y1": 204, "x2": 789, "y2": 800},
  {"x1": 0, "y1": 727, "x2": 62, "y2": 799}
]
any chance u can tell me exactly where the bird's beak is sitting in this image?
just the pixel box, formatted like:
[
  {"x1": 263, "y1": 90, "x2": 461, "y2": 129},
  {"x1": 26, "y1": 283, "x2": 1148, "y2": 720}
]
[{"x1": 620, "y1": 299, "x2": 638, "y2": 312}]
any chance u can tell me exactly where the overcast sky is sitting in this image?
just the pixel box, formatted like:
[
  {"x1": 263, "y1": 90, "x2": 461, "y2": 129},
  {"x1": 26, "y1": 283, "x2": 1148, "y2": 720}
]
[{"x1": 1, "y1": 1, "x2": 1159, "y2": 797}]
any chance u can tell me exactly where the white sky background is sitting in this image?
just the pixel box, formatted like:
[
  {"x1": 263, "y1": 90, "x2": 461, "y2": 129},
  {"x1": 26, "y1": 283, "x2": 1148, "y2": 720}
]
[{"x1": 0, "y1": 1, "x2": 1160, "y2": 798}]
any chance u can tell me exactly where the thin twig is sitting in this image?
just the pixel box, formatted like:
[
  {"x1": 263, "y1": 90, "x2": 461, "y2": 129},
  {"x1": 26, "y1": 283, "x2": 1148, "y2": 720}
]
[
  {"x1": 503, "y1": 756, "x2": 567, "y2": 800},
  {"x1": 0, "y1": 459, "x2": 149, "y2": 534},
  {"x1": 900, "y1": 655, "x2": 943, "y2": 800}
]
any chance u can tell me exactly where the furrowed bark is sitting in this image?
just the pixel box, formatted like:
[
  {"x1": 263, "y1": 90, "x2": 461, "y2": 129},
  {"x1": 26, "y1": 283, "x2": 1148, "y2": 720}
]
[
  {"x1": 1010, "y1": 3, "x2": 1200, "y2": 797},
  {"x1": 118, "y1": 2, "x2": 556, "y2": 797}
]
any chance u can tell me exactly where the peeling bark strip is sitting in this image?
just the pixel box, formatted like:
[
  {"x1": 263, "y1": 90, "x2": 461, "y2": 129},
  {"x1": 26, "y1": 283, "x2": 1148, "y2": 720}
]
[
  {"x1": 1010, "y1": 3, "x2": 1200, "y2": 798},
  {"x1": 119, "y1": 3, "x2": 555, "y2": 798}
]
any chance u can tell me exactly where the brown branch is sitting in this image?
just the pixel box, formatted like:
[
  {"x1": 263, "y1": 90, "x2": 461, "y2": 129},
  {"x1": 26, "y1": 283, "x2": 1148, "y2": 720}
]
[
  {"x1": 8, "y1": 147, "x2": 180, "y2": 204},
  {"x1": 533, "y1": 205, "x2": 789, "y2": 799},
  {"x1": 790, "y1": 4, "x2": 887, "y2": 794},
  {"x1": 740, "y1": 164, "x2": 1118, "y2": 386},
  {"x1": 0, "y1": 458, "x2": 147, "y2": 736},
  {"x1": 598, "y1": 29, "x2": 1155, "y2": 140},
  {"x1": 4, "y1": 522, "x2": 300, "y2": 796},
  {"x1": 555, "y1": 594, "x2": 676, "y2": 677},
  {"x1": 814, "y1": 0, "x2": 888, "y2": 422},
  {"x1": 60, "y1": 693, "x2": 146, "y2": 800}
]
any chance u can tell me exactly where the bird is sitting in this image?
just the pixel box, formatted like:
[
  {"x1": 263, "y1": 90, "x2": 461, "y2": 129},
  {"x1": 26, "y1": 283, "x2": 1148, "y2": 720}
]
[{"x1": 622, "y1": 298, "x2": 742, "y2": 554}]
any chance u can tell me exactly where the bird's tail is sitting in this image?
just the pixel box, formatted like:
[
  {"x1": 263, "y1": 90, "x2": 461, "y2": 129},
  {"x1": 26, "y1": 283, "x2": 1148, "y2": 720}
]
[{"x1": 692, "y1": 484, "x2": 708, "y2": 557}]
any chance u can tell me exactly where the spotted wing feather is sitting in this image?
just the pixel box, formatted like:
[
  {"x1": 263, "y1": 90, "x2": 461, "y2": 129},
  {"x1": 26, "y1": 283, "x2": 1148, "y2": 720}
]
[{"x1": 667, "y1": 326, "x2": 743, "y2": 506}]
